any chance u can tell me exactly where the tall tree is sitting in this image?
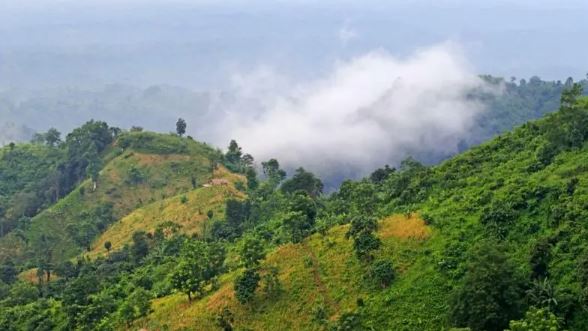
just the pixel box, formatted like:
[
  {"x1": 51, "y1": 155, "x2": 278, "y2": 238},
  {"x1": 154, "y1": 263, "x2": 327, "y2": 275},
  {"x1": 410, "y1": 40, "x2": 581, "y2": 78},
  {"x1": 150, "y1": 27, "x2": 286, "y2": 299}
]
[
  {"x1": 261, "y1": 158, "x2": 286, "y2": 186},
  {"x1": 346, "y1": 216, "x2": 381, "y2": 262},
  {"x1": 280, "y1": 167, "x2": 324, "y2": 198},
  {"x1": 239, "y1": 235, "x2": 265, "y2": 268},
  {"x1": 172, "y1": 240, "x2": 225, "y2": 302},
  {"x1": 44, "y1": 128, "x2": 62, "y2": 147},
  {"x1": 225, "y1": 140, "x2": 242, "y2": 165},
  {"x1": 450, "y1": 241, "x2": 525, "y2": 331},
  {"x1": 176, "y1": 118, "x2": 187, "y2": 137}
]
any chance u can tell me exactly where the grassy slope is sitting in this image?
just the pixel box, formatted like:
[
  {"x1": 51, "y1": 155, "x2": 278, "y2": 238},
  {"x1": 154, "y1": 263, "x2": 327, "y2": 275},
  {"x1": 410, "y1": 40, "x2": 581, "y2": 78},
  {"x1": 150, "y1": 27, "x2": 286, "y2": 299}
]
[
  {"x1": 136, "y1": 214, "x2": 432, "y2": 330},
  {"x1": 365, "y1": 116, "x2": 588, "y2": 329},
  {"x1": 0, "y1": 132, "x2": 218, "y2": 263},
  {"x1": 88, "y1": 166, "x2": 246, "y2": 258}
]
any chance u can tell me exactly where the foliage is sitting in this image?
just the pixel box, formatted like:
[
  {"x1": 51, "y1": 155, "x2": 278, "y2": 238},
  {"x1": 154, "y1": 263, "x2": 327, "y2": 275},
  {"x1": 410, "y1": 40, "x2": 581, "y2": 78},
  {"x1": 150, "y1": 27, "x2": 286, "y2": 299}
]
[
  {"x1": 171, "y1": 240, "x2": 225, "y2": 302},
  {"x1": 450, "y1": 241, "x2": 525, "y2": 331},
  {"x1": 239, "y1": 235, "x2": 265, "y2": 268},
  {"x1": 281, "y1": 167, "x2": 324, "y2": 197},
  {"x1": 346, "y1": 216, "x2": 381, "y2": 262},
  {"x1": 282, "y1": 192, "x2": 318, "y2": 243},
  {"x1": 507, "y1": 308, "x2": 560, "y2": 331},
  {"x1": 235, "y1": 268, "x2": 261, "y2": 304},
  {"x1": 366, "y1": 260, "x2": 395, "y2": 288},
  {"x1": 175, "y1": 118, "x2": 187, "y2": 137}
]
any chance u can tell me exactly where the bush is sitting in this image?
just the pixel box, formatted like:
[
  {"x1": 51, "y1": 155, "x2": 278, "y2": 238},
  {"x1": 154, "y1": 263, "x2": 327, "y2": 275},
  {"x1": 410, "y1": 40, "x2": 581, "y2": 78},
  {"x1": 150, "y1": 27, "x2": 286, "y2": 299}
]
[
  {"x1": 450, "y1": 241, "x2": 525, "y2": 331},
  {"x1": 366, "y1": 260, "x2": 395, "y2": 288},
  {"x1": 506, "y1": 307, "x2": 560, "y2": 331},
  {"x1": 234, "y1": 268, "x2": 260, "y2": 304}
]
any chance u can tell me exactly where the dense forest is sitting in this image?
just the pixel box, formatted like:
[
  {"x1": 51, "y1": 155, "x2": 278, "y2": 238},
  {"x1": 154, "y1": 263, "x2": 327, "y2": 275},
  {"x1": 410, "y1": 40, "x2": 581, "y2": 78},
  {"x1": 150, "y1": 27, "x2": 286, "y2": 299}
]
[{"x1": 1, "y1": 82, "x2": 588, "y2": 330}]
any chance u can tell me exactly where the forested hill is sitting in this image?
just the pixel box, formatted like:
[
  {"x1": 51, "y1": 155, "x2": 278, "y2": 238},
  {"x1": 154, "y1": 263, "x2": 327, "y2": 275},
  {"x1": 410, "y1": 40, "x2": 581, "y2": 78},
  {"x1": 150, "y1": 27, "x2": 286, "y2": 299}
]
[{"x1": 0, "y1": 85, "x2": 588, "y2": 330}]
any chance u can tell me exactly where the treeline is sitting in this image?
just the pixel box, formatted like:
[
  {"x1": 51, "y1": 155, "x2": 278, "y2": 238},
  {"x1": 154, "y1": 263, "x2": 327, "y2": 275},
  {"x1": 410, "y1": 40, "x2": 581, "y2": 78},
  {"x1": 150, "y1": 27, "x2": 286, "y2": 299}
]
[{"x1": 0, "y1": 121, "x2": 119, "y2": 237}]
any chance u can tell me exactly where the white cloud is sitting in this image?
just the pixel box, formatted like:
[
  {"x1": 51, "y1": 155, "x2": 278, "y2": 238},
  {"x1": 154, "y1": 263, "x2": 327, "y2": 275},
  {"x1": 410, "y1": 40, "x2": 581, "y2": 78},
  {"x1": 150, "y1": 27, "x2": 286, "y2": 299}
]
[{"x1": 203, "y1": 43, "x2": 495, "y2": 181}]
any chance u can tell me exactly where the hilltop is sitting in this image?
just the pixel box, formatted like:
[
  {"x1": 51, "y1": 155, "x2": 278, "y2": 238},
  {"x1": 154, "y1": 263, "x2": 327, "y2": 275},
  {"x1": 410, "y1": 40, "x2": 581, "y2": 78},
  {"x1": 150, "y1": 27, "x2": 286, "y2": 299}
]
[{"x1": 0, "y1": 128, "x2": 222, "y2": 264}]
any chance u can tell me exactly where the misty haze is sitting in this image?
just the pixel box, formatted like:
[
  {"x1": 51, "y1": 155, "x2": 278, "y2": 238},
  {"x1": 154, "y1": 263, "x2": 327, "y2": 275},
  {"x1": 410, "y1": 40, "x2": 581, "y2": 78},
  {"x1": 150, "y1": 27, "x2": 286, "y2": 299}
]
[{"x1": 2, "y1": 0, "x2": 588, "y2": 180}]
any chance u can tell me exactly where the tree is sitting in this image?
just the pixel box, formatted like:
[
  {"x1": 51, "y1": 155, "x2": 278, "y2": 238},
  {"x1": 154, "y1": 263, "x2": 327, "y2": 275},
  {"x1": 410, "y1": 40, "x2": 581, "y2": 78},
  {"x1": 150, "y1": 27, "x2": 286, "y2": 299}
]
[
  {"x1": 366, "y1": 260, "x2": 395, "y2": 288},
  {"x1": 507, "y1": 308, "x2": 560, "y2": 331},
  {"x1": 62, "y1": 274, "x2": 100, "y2": 327},
  {"x1": 171, "y1": 240, "x2": 225, "y2": 302},
  {"x1": 234, "y1": 268, "x2": 260, "y2": 304},
  {"x1": 225, "y1": 140, "x2": 242, "y2": 165},
  {"x1": 131, "y1": 231, "x2": 149, "y2": 262},
  {"x1": 66, "y1": 220, "x2": 98, "y2": 252},
  {"x1": 530, "y1": 239, "x2": 551, "y2": 279},
  {"x1": 369, "y1": 165, "x2": 395, "y2": 184},
  {"x1": 239, "y1": 235, "x2": 265, "y2": 268},
  {"x1": 7, "y1": 281, "x2": 40, "y2": 306},
  {"x1": 33, "y1": 233, "x2": 60, "y2": 282},
  {"x1": 346, "y1": 216, "x2": 378, "y2": 239},
  {"x1": 450, "y1": 241, "x2": 525, "y2": 331},
  {"x1": 261, "y1": 158, "x2": 286, "y2": 187},
  {"x1": 479, "y1": 201, "x2": 517, "y2": 239},
  {"x1": 0, "y1": 262, "x2": 17, "y2": 284},
  {"x1": 346, "y1": 216, "x2": 381, "y2": 262},
  {"x1": 104, "y1": 241, "x2": 112, "y2": 253},
  {"x1": 176, "y1": 118, "x2": 187, "y2": 136},
  {"x1": 281, "y1": 167, "x2": 324, "y2": 198},
  {"x1": 352, "y1": 232, "x2": 381, "y2": 262},
  {"x1": 560, "y1": 82, "x2": 582, "y2": 110},
  {"x1": 54, "y1": 261, "x2": 78, "y2": 280},
  {"x1": 222, "y1": 199, "x2": 250, "y2": 239},
  {"x1": 44, "y1": 128, "x2": 61, "y2": 147},
  {"x1": 241, "y1": 154, "x2": 254, "y2": 168},
  {"x1": 172, "y1": 258, "x2": 203, "y2": 303},
  {"x1": 245, "y1": 167, "x2": 258, "y2": 190},
  {"x1": 127, "y1": 287, "x2": 152, "y2": 318},
  {"x1": 283, "y1": 192, "x2": 317, "y2": 243}
]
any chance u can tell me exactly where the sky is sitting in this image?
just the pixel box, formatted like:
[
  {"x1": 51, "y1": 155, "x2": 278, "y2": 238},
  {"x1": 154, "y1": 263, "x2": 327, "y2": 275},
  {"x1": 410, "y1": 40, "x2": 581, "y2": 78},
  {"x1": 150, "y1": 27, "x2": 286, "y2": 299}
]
[{"x1": 1, "y1": 0, "x2": 587, "y2": 89}]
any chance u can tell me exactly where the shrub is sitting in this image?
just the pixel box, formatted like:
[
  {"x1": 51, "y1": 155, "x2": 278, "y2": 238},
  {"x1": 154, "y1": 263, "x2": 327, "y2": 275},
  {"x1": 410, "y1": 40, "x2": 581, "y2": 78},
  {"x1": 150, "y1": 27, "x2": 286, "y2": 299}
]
[
  {"x1": 506, "y1": 307, "x2": 560, "y2": 331},
  {"x1": 366, "y1": 260, "x2": 395, "y2": 288},
  {"x1": 450, "y1": 241, "x2": 525, "y2": 331},
  {"x1": 235, "y1": 268, "x2": 260, "y2": 304}
]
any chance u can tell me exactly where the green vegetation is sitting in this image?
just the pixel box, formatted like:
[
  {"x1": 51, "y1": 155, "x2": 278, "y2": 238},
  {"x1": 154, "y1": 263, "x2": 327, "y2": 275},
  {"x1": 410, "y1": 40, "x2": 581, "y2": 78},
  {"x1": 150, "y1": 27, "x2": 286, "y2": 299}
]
[{"x1": 2, "y1": 84, "x2": 588, "y2": 330}]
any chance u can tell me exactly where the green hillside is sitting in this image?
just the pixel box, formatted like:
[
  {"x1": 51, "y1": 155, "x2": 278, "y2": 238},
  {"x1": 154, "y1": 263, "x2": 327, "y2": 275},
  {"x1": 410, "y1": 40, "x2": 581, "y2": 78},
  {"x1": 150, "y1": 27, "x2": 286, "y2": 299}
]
[
  {"x1": 134, "y1": 86, "x2": 588, "y2": 330},
  {"x1": 0, "y1": 130, "x2": 219, "y2": 265},
  {"x1": 1, "y1": 86, "x2": 588, "y2": 331}
]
